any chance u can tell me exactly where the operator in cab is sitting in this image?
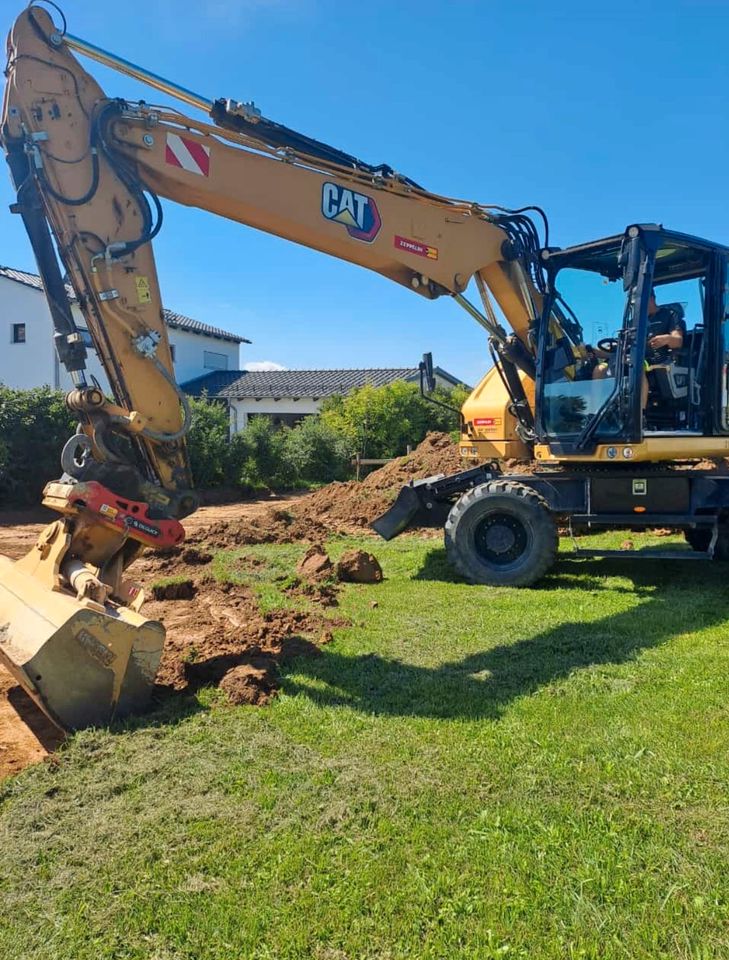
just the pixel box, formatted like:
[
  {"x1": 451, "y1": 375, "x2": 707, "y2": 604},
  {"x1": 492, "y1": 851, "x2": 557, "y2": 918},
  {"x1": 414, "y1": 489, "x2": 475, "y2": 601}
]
[
  {"x1": 590, "y1": 288, "x2": 686, "y2": 407},
  {"x1": 644, "y1": 288, "x2": 686, "y2": 360}
]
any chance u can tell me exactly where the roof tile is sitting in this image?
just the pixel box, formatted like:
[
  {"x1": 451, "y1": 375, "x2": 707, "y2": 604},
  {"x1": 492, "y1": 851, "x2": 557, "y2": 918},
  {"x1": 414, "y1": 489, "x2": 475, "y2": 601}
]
[{"x1": 182, "y1": 367, "x2": 465, "y2": 399}]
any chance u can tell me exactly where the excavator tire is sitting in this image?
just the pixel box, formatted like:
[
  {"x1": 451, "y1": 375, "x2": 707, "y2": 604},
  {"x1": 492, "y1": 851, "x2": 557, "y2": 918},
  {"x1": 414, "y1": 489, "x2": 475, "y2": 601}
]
[
  {"x1": 445, "y1": 480, "x2": 558, "y2": 587},
  {"x1": 684, "y1": 525, "x2": 729, "y2": 559}
]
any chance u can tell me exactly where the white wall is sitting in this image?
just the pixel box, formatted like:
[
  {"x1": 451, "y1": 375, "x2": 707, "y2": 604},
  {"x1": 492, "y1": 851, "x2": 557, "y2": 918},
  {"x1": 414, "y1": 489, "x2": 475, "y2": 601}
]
[
  {"x1": 230, "y1": 396, "x2": 321, "y2": 432},
  {"x1": 0, "y1": 277, "x2": 58, "y2": 389},
  {"x1": 0, "y1": 277, "x2": 240, "y2": 392},
  {"x1": 170, "y1": 328, "x2": 239, "y2": 384}
]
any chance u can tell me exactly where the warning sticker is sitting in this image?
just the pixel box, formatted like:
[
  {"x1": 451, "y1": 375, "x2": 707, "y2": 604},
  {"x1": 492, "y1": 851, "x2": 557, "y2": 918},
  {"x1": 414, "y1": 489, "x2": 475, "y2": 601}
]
[
  {"x1": 165, "y1": 133, "x2": 211, "y2": 177},
  {"x1": 135, "y1": 276, "x2": 152, "y2": 304},
  {"x1": 394, "y1": 235, "x2": 438, "y2": 260},
  {"x1": 474, "y1": 417, "x2": 502, "y2": 430}
]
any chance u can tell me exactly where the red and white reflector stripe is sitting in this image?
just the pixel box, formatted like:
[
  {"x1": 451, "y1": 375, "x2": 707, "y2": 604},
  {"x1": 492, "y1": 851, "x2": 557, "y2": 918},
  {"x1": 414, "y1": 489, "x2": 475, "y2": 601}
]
[{"x1": 164, "y1": 133, "x2": 210, "y2": 177}]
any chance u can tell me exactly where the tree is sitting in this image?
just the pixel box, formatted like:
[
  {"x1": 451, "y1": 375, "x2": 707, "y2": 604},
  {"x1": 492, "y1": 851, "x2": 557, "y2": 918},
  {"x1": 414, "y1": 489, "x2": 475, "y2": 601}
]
[{"x1": 320, "y1": 380, "x2": 467, "y2": 459}]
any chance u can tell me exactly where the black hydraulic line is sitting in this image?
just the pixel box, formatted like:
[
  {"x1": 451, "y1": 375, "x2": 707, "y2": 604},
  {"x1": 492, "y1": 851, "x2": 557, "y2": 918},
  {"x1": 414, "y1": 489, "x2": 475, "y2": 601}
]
[
  {"x1": 4, "y1": 141, "x2": 87, "y2": 376},
  {"x1": 488, "y1": 341, "x2": 535, "y2": 434},
  {"x1": 38, "y1": 148, "x2": 99, "y2": 206},
  {"x1": 210, "y1": 99, "x2": 423, "y2": 189}
]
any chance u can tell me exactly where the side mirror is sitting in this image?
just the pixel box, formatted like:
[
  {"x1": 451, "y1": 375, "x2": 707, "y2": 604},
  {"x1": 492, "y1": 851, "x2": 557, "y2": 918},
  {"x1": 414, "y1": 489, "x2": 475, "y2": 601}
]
[
  {"x1": 619, "y1": 234, "x2": 641, "y2": 292},
  {"x1": 419, "y1": 352, "x2": 436, "y2": 394}
]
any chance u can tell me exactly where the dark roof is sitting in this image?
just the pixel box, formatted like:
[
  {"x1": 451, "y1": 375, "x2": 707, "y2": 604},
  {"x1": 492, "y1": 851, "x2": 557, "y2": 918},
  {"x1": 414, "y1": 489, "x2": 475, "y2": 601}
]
[
  {"x1": 0, "y1": 265, "x2": 249, "y2": 344},
  {"x1": 182, "y1": 366, "x2": 467, "y2": 399}
]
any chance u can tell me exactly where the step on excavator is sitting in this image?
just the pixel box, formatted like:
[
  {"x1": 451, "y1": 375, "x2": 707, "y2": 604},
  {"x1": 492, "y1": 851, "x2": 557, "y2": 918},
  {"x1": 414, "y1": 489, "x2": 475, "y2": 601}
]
[{"x1": 2, "y1": 2, "x2": 729, "y2": 729}]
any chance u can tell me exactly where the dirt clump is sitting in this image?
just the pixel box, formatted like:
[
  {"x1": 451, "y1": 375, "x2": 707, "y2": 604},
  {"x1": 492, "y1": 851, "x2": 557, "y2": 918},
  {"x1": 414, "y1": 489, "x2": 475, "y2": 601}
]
[
  {"x1": 152, "y1": 579, "x2": 196, "y2": 601},
  {"x1": 219, "y1": 662, "x2": 278, "y2": 706},
  {"x1": 337, "y1": 549, "x2": 383, "y2": 584},
  {"x1": 182, "y1": 547, "x2": 213, "y2": 565},
  {"x1": 296, "y1": 544, "x2": 334, "y2": 581},
  {"x1": 196, "y1": 506, "x2": 332, "y2": 550}
]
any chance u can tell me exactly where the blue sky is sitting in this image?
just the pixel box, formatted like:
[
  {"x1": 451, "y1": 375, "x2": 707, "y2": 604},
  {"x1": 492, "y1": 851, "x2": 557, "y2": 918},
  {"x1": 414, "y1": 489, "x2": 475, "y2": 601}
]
[{"x1": 0, "y1": 0, "x2": 727, "y2": 385}]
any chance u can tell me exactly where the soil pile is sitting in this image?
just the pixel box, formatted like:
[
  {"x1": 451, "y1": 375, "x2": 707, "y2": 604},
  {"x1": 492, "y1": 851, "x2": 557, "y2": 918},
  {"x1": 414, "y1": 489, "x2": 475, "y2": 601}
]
[
  {"x1": 299, "y1": 432, "x2": 468, "y2": 532},
  {"x1": 337, "y1": 549, "x2": 383, "y2": 583},
  {"x1": 296, "y1": 544, "x2": 334, "y2": 580},
  {"x1": 147, "y1": 571, "x2": 347, "y2": 706},
  {"x1": 187, "y1": 433, "x2": 478, "y2": 547}
]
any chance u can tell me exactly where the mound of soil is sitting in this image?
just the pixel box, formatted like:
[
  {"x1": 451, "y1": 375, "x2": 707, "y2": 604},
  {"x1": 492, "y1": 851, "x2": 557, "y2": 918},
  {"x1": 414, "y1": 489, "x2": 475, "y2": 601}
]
[
  {"x1": 148, "y1": 576, "x2": 348, "y2": 706},
  {"x1": 337, "y1": 549, "x2": 383, "y2": 584},
  {"x1": 296, "y1": 544, "x2": 334, "y2": 581},
  {"x1": 188, "y1": 433, "x2": 480, "y2": 548}
]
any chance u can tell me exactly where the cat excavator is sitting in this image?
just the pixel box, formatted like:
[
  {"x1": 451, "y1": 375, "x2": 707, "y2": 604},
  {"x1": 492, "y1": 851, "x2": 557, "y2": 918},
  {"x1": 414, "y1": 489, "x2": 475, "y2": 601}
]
[{"x1": 2, "y1": 3, "x2": 729, "y2": 730}]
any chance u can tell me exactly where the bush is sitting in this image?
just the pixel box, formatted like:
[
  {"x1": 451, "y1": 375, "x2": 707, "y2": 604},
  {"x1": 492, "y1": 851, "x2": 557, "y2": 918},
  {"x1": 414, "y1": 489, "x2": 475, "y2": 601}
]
[
  {"x1": 0, "y1": 385, "x2": 75, "y2": 508},
  {"x1": 0, "y1": 379, "x2": 472, "y2": 509},
  {"x1": 186, "y1": 395, "x2": 231, "y2": 488},
  {"x1": 226, "y1": 416, "x2": 294, "y2": 492},
  {"x1": 280, "y1": 416, "x2": 351, "y2": 485},
  {"x1": 320, "y1": 380, "x2": 468, "y2": 459}
]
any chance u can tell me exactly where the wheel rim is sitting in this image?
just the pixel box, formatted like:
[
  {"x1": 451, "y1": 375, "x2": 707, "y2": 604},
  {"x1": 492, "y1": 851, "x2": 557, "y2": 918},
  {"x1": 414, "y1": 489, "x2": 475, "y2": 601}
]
[{"x1": 474, "y1": 511, "x2": 529, "y2": 566}]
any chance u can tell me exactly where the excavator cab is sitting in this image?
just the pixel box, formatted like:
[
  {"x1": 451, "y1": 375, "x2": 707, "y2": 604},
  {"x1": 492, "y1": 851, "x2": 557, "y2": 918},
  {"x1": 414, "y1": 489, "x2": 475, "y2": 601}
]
[{"x1": 536, "y1": 224, "x2": 729, "y2": 456}]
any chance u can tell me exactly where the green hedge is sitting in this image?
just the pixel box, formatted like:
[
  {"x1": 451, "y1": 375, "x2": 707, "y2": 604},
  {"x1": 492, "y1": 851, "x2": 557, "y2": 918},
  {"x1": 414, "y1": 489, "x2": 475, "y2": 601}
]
[
  {"x1": 0, "y1": 385, "x2": 75, "y2": 508},
  {"x1": 0, "y1": 381, "x2": 468, "y2": 507}
]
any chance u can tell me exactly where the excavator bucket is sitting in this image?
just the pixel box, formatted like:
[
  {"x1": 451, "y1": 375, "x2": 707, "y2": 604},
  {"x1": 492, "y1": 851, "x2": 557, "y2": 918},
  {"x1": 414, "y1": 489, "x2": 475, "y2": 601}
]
[
  {"x1": 372, "y1": 475, "x2": 449, "y2": 541},
  {"x1": 0, "y1": 555, "x2": 164, "y2": 731}
]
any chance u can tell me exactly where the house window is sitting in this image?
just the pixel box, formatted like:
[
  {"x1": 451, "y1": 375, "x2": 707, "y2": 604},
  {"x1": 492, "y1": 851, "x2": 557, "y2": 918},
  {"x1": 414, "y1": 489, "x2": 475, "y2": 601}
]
[
  {"x1": 170, "y1": 344, "x2": 176, "y2": 362},
  {"x1": 11, "y1": 323, "x2": 25, "y2": 344},
  {"x1": 203, "y1": 350, "x2": 228, "y2": 370}
]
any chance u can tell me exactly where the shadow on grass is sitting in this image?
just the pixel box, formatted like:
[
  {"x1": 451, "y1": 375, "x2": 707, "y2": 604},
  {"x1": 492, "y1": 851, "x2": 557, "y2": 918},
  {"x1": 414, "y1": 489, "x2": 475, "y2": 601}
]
[{"x1": 280, "y1": 551, "x2": 729, "y2": 721}]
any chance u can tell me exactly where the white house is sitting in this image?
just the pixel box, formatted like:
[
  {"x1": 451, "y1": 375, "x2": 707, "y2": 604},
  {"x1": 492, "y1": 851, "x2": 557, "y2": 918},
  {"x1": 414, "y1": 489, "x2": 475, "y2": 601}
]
[
  {"x1": 182, "y1": 366, "x2": 468, "y2": 433},
  {"x1": 0, "y1": 266, "x2": 248, "y2": 390}
]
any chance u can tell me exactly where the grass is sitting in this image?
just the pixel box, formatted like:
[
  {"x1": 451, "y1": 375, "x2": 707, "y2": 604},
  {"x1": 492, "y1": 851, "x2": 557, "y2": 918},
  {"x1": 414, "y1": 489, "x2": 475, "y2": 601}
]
[{"x1": 1, "y1": 531, "x2": 728, "y2": 959}]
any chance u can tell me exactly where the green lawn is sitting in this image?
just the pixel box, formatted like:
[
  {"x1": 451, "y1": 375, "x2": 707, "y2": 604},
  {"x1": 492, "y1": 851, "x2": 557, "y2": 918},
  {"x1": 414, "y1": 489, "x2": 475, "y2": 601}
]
[{"x1": 1, "y1": 533, "x2": 727, "y2": 959}]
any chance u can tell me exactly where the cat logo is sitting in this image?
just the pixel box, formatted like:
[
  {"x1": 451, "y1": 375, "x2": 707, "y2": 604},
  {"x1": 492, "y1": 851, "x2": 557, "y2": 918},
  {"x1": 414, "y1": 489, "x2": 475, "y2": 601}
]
[{"x1": 321, "y1": 182, "x2": 381, "y2": 242}]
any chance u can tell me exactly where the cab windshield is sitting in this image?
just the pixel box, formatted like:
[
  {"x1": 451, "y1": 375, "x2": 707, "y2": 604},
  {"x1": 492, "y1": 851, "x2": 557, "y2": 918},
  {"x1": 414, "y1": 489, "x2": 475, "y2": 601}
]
[{"x1": 539, "y1": 259, "x2": 627, "y2": 440}]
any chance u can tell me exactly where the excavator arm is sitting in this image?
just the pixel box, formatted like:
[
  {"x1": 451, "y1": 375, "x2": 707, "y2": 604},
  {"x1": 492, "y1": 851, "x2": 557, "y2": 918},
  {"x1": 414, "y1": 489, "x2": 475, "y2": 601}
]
[{"x1": 0, "y1": 4, "x2": 548, "y2": 729}]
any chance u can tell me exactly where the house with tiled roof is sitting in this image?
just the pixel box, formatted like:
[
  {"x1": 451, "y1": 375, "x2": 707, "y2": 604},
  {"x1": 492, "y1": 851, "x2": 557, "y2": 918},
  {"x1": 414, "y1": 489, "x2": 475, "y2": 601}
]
[
  {"x1": 183, "y1": 366, "x2": 468, "y2": 432},
  {"x1": 0, "y1": 266, "x2": 249, "y2": 391}
]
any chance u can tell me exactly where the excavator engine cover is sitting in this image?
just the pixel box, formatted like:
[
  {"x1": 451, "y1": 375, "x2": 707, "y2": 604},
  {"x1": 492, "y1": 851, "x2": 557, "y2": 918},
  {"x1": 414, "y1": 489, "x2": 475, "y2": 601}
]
[{"x1": 0, "y1": 555, "x2": 164, "y2": 731}]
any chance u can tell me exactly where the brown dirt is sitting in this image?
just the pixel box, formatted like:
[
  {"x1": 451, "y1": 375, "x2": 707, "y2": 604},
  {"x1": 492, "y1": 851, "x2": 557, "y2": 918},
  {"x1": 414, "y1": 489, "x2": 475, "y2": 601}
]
[
  {"x1": 0, "y1": 669, "x2": 64, "y2": 780},
  {"x1": 336, "y1": 549, "x2": 384, "y2": 584},
  {"x1": 147, "y1": 578, "x2": 346, "y2": 698},
  {"x1": 151, "y1": 579, "x2": 196, "y2": 601},
  {"x1": 189, "y1": 433, "x2": 478, "y2": 548},
  {"x1": 296, "y1": 544, "x2": 334, "y2": 580}
]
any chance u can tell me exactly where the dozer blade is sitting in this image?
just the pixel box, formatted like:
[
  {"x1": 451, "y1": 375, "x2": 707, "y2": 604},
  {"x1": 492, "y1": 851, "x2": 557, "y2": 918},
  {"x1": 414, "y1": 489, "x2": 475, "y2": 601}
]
[
  {"x1": 0, "y1": 555, "x2": 164, "y2": 731},
  {"x1": 371, "y1": 476, "x2": 445, "y2": 541}
]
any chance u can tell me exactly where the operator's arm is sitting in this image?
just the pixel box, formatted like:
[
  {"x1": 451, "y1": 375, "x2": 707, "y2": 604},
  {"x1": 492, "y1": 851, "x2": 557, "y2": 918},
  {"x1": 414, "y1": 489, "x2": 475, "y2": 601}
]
[{"x1": 649, "y1": 330, "x2": 684, "y2": 351}]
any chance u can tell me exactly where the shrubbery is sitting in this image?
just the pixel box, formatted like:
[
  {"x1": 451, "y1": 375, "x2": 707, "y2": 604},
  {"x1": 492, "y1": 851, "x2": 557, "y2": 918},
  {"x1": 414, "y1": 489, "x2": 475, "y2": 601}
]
[
  {"x1": 0, "y1": 380, "x2": 468, "y2": 507},
  {"x1": 0, "y1": 385, "x2": 75, "y2": 507},
  {"x1": 320, "y1": 380, "x2": 468, "y2": 459}
]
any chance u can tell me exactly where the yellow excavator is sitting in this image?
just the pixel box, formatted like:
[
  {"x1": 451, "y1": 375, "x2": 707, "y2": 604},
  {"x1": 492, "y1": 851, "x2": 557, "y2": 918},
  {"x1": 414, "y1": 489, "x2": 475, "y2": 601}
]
[{"x1": 2, "y1": 3, "x2": 729, "y2": 729}]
